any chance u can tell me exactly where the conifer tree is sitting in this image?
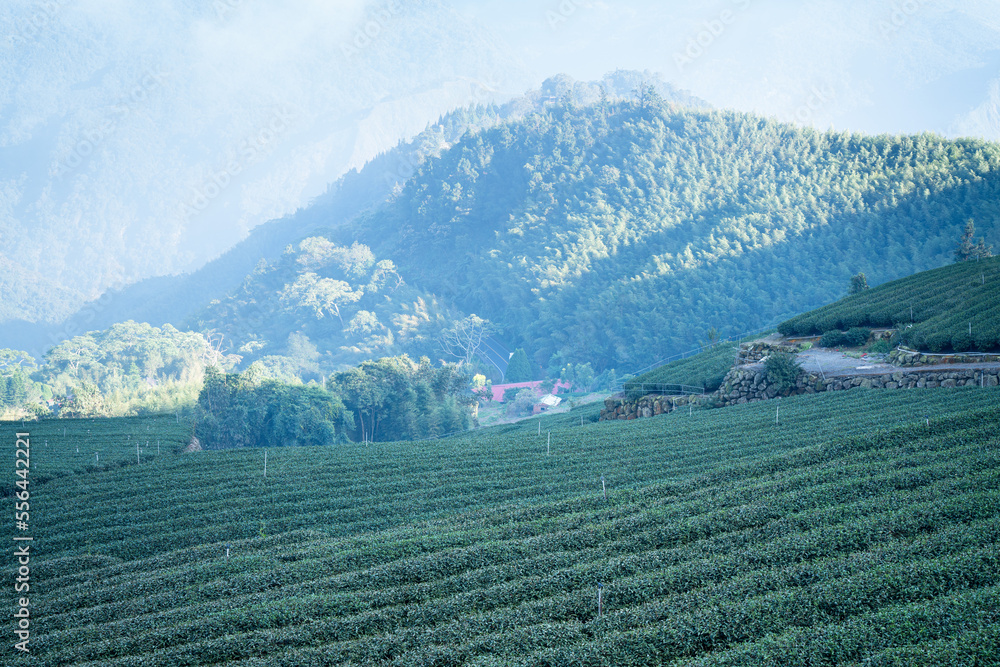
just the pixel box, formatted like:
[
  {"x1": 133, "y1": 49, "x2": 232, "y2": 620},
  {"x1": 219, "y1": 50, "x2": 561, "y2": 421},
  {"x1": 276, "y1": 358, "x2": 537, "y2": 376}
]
[{"x1": 505, "y1": 349, "x2": 532, "y2": 383}]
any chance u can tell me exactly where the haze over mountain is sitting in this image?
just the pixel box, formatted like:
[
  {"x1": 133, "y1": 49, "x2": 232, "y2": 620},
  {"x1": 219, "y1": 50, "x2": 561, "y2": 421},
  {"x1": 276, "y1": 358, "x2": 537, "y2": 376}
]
[
  {"x1": 454, "y1": 0, "x2": 1000, "y2": 140},
  {"x1": 0, "y1": 0, "x2": 526, "y2": 322},
  {"x1": 4, "y1": 0, "x2": 1000, "y2": 338}
]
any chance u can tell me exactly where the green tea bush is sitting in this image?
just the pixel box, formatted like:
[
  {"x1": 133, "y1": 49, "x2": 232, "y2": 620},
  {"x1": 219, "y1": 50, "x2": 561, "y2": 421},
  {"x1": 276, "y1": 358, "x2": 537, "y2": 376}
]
[
  {"x1": 821, "y1": 327, "x2": 872, "y2": 348},
  {"x1": 764, "y1": 352, "x2": 802, "y2": 393}
]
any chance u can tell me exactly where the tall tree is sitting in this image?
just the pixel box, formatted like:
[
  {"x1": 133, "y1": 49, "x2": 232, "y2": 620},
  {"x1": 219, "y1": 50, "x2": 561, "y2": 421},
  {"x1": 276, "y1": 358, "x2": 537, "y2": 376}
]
[
  {"x1": 505, "y1": 348, "x2": 532, "y2": 383},
  {"x1": 438, "y1": 314, "x2": 493, "y2": 366},
  {"x1": 955, "y1": 220, "x2": 994, "y2": 262},
  {"x1": 849, "y1": 272, "x2": 870, "y2": 294}
]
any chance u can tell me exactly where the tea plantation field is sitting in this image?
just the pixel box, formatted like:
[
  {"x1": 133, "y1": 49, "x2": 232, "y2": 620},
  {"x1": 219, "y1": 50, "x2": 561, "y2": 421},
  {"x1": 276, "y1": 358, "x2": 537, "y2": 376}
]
[
  {"x1": 625, "y1": 343, "x2": 742, "y2": 395},
  {"x1": 4, "y1": 387, "x2": 1000, "y2": 665},
  {"x1": 778, "y1": 255, "x2": 1000, "y2": 352}
]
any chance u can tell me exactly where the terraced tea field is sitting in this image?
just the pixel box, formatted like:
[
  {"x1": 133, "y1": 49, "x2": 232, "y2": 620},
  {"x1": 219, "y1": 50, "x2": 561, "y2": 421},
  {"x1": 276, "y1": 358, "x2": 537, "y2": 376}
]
[
  {"x1": 778, "y1": 255, "x2": 1000, "y2": 352},
  {"x1": 4, "y1": 388, "x2": 1000, "y2": 665}
]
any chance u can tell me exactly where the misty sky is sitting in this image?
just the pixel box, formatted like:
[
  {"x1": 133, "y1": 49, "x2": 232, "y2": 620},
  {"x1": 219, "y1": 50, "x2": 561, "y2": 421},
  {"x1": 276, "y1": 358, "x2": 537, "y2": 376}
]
[
  {"x1": 3, "y1": 0, "x2": 1000, "y2": 324},
  {"x1": 453, "y1": 0, "x2": 1000, "y2": 138}
]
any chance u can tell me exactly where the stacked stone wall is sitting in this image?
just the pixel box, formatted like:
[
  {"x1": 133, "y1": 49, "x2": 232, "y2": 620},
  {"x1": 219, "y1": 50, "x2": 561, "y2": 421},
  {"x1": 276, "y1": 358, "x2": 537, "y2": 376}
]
[
  {"x1": 714, "y1": 367, "x2": 998, "y2": 407},
  {"x1": 600, "y1": 367, "x2": 999, "y2": 420},
  {"x1": 600, "y1": 394, "x2": 703, "y2": 421},
  {"x1": 889, "y1": 348, "x2": 1000, "y2": 367},
  {"x1": 738, "y1": 342, "x2": 802, "y2": 364}
]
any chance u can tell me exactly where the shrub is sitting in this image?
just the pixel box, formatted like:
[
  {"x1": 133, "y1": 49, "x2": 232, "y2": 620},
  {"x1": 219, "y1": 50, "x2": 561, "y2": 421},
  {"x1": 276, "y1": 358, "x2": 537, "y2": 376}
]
[
  {"x1": 820, "y1": 330, "x2": 846, "y2": 348},
  {"x1": 844, "y1": 327, "x2": 872, "y2": 347},
  {"x1": 820, "y1": 328, "x2": 871, "y2": 348},
  {"x1": 703, "y1": 374, "x2": 727, "y2": 393},
  {"x1": 505, "y1": 388, "x2": 537, "y2": 416},
  {"x1": 950, "y1": 332, "x2": 973, "y2": 352},
  {"x1": 866, "y1": 339, "x2": 893, "y2": 355},
  {"x1": 764, "y1": 352, "x2": 802, "y2": 393}
]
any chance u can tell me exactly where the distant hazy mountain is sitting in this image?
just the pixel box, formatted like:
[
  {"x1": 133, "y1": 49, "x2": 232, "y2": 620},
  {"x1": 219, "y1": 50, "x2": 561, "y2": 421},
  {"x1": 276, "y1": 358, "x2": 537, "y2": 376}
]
[
  {"x1": 119, "y1": 96, "x2": 1000, "y2": 377},
  {"x1": 953, "y1": 78, "x2": 1000, "y2": 141},
  {"x1": 0, "y1": 0, "x2": 526, "y2": 324},
  {"x1": 3, "y1": 72, "x2": 705, "y2": 360},
  {"x1": 6, "y1": 0, "x2": 1000, "y2": 335}
]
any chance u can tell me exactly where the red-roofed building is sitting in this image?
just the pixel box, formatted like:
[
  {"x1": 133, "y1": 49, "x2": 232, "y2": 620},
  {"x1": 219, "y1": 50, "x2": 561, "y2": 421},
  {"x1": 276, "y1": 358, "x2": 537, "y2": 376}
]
[{"x1": 485, "y1": 380, "x2": 572, "y2": 403}]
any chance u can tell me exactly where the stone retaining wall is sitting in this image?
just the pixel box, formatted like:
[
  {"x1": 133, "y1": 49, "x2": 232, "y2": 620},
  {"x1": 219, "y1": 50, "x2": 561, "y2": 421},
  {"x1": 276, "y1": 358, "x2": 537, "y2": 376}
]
[
  {"x1": 715, "y1": 367, "x2": 998, "y2": 407},
  {"x1": 600, "y1": 367, "x2": 1000, "y2": 420},
  {"x1": 600, "y1": 394, "x2": 703, "y2": 421},
  {"x1": 889, "y1": 348, "x2": 1000, "y2": 367},
  {"x1": 738, "y1": 342, "x2": 802, "y2": 364}
]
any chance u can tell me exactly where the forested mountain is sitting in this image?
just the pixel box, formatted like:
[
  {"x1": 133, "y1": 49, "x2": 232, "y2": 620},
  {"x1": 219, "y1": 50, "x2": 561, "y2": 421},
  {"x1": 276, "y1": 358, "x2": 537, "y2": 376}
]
[
  {"x1": 331, "y1": 98, "x2": 1000, "y2": 373},
  {"x1": 19, "y1": 83, "x2": 1000, "y2": 382},
  {"x1": 2, "y1": 73, "x2": 704, "y2": 364},
  {"x1": 42, "y1": 70, "x2": 704, "y2": 344}
]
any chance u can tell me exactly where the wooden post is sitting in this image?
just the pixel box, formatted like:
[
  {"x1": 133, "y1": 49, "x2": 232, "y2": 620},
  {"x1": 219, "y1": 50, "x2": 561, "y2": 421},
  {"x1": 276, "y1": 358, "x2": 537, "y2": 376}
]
[
  {"x1": 547, "y1": 432, "x2": 551, "y2": 456},
  {"x1": 136, "y1": 441, "x2": 140, "y2": 465},
  {"x1": 598, "y1": 583, "x2": 603, "y2": 618}
]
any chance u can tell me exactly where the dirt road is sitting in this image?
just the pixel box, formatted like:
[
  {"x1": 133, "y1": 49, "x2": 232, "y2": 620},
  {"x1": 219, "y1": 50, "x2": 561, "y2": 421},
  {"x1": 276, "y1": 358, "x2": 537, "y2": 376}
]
[{"x1": 748, "y1": 348, "x2": 1000, "y2": 378}]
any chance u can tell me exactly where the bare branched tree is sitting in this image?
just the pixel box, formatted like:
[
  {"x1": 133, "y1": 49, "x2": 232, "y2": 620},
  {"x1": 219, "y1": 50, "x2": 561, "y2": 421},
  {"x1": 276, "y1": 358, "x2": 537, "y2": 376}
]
[{"x1": 439, "y1": 314, "x2": 493, "y2": 366}]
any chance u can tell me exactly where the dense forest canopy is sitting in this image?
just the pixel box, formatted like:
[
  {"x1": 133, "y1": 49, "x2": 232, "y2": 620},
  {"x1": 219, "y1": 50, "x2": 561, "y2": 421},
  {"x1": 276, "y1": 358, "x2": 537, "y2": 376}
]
[
  {"x1": 192, "y1": 238, "x2": 460, "y2": 379},
  {"x1": 333, "y1": 98, "x2": 999, "y2": 373}
]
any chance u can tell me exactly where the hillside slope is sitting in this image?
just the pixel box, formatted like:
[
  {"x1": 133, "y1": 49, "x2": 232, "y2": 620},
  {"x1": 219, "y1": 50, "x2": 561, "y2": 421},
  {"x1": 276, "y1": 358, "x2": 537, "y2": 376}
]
[
  {"x1": 336, "y1": 100, "x2": 1000, "y2": 372},
  {"x1": 779, "y1": 255, "x2": 1000, "y2": 352},
  {"x1": 0, "y1": 72, "x2": 707, "y2": 362},
  {"x1": 30, "y1": 91, "x2": 1000, "y2": 377},
  {"x1": 8, "y1": 387, "x2": 1000, "y2": 664}
]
